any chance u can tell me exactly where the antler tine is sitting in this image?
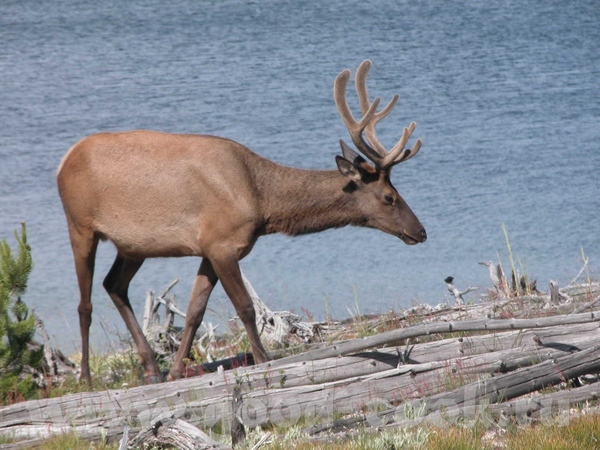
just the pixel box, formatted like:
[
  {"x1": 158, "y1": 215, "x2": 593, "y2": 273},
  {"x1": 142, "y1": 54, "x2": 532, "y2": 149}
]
[
  {"x1": 334, "y1": 66, "x2": 383, "y2": 165},
  {"x1": 395, "y1": 137, "x2": 422, "y2": 165},
  {"x1": 355, "y1": 60, "x2": 400, "y2": 157},
  {"x1": 381, "y1": 122, "x2": 421, "y2": 168}
]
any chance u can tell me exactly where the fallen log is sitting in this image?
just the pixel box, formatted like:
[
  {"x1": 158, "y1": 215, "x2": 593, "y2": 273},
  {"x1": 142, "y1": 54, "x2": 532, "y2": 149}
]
[
  {"x1": 307, "y1": 346, "x2": 600, "y2": 435},
  {"x1": 572, "y1": 294, "x2": 600, "y2": 315},
  {"x1": 271, "y1": 310, "x2": 600, "y2": 366},
  {"x1": 1, "y1": 311, "x2": 599, "y2": 447},
  {"x1": 381, "y1": 381, "x2": 600, "y2": 431},
  {"x1": 392, "y1": 344, "x2": 600, "y2": 419},
  {"x1": 305, "y1": 382, "x2": 600, "y2": 441},
  {"x1": 1, "y1": 335, "x2": 596, "y2": 448},
  {"x1": 230, "y1": 386, "x2": 245, "y2": 447},
  {"x1": 128, "y1": 418, "x2": 229, "y2": 450}
]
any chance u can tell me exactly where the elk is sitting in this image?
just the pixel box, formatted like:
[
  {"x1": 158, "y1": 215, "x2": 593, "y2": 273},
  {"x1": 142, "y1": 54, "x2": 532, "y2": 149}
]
[{"x1": 57, "y1": 60, "x2": 426, "y2": 384}]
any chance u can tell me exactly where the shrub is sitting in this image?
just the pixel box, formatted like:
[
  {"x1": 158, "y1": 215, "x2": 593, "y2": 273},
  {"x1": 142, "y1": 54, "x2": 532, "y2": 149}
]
[{"x1": 0, "y1": 223, "x2": 42, "y2": 403}]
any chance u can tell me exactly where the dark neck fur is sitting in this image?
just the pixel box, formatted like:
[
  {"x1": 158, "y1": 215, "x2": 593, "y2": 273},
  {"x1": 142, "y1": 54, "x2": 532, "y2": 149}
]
[{"x1": 253, "y1": 160, "x2": 364, "y2": 236}]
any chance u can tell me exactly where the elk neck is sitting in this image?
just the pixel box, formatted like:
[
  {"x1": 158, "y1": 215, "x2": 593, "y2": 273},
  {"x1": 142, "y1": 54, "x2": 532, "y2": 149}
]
[{"x1": 253, "y1": 160, "x2": 364, "y2": 237}]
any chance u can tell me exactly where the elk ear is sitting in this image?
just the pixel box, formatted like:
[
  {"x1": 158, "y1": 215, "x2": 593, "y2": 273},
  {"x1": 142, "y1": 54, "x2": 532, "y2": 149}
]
[
  {"x1": 338, "y1": 140, "x2": 378, "y2": 176},
  {"x1": 336, "y1": 155, "x2": 361, "y2": 181},
  {"x1": 340, "y1": 140, "x2": 361, "y2": 162}
]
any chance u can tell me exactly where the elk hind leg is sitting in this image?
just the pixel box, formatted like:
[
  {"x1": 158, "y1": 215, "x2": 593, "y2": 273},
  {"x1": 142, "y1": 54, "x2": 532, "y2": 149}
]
[
  {"x1": 103, "y1": 254, "x2": 161, "y2": 383},
  {"x1": 69, "y1": 227, "x2": 99, "y2": 385}
]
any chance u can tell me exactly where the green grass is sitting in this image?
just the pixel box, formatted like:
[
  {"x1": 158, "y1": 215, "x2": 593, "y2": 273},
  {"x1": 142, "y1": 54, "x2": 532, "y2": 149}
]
[
  {"x1": 31, "y1": 432, "x2": 116, "y2": 450},
  {"x1": 6, "y1": 277, "x2": 600, "y2": 449},
  {"x1": 24, "y1": 415, "x2": 600, "y2": 449},
  {"x1": 504, "y1": 414, "x2": 600, "y2": 449},
  {"x1": 40, "y1": 348, "x2": 146, "y2": 400},
  {"x1": 232, "y1": 414, "x2": 600, "y2": 450}
]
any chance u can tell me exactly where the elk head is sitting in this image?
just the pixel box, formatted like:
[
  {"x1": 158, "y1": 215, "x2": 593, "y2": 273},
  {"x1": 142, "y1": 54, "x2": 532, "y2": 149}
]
[{"x1": 334, "y1": 60, "x2": 427, "y2": 245}]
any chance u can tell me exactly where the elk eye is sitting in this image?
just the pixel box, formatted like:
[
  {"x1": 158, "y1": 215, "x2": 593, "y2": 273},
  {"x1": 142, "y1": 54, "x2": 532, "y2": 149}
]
[{"x1": 383, "y1": 194, "x2": 394, "y2": 205}]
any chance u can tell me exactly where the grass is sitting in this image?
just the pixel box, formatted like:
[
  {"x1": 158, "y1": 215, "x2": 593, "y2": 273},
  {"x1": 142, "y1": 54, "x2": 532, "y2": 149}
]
[
  {"x1": 253, "y1": 415, "x2": 600, "y2": 450},
  {"x1": 11, "y1": 414, "x2": 600, "y2": 450},
  {"x1": 4, "y1": 267, "x2": 600, "y2": 449},
  {"x1": 426, "y1": 424, "x2": 489, "y2": 450},
  {"x1": 504, "y1": 413, "x2": 600, "y2": 449},
  {"x1": 9, "y1": 347, "x2": 600, "y2": 450},
  {"x1": 19, "y1": 413, "x2": 599, "y2": 449},
  {"x1": 40, "y1": 347, "x2": 147, "y2": 399},
  {"x1": 32, "y1": 433, "x2": 117, "y2": 450}
]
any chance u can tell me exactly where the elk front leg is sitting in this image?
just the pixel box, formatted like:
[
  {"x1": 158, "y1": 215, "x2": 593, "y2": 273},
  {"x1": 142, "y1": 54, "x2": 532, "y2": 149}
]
[
  {"x1": 211, "y1": 255, "x2": 269, "y2": 364},
  {"x1": 168, "y1": 258, "x2": 218, "y2": 381}
]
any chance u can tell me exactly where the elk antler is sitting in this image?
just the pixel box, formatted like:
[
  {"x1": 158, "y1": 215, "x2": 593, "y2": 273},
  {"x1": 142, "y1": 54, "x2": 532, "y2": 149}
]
[{"x1": 334, "y1": 60, "x2": 422, "y2": 171}]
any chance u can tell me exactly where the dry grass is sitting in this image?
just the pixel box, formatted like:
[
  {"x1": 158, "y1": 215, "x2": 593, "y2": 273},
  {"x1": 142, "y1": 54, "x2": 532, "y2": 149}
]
[
  {"x1": 13, "y1": 414, "x2": 600, "y2": 450},
  {"x1": 7, "y1": 276, "x2": 600, "y2": 449}
]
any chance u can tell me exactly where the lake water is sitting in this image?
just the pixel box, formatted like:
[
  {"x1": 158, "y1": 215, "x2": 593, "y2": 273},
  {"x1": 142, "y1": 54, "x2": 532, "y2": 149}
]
[{"x1": 1, "y1": 0, "x2": 598, "y2": 352}]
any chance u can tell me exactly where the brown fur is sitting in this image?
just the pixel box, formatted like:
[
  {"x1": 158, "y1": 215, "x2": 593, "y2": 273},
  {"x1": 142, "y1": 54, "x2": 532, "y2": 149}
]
[{"x1": 57, "y1": 62, "x2": 426, "y2": 384}]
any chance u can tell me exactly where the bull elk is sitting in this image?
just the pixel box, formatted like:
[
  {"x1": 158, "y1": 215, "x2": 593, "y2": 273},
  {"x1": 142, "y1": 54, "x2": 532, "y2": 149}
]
[{"x1": 57, "y1": 60, "x2": 427, "y2": 384}]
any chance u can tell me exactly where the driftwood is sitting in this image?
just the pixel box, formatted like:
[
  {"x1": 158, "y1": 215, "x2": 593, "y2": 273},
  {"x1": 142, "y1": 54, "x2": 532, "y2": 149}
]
[
  {"x1": 128, "y1": 417, "x2": 229, "y2": 450},
  {"x1": 270, "y1": 310, "x2": 600, "y2": 366},
  {"x1": 572, "y1": 294, "x2": 600, "y2": 315},
  {"x1": 230, "y1": 386, "x2": 245, "y2": 447},
  {"x1": 405, "y1": 345, "x2": 600, "y2": 416},
  {"x1": 307, "y1": 346, "x2": 600, "y2": 434},
  {"x1": 303, "y1": 304, "x2": 600, "y2": 436},
  {"x1": 479, "y1": 261, "x2": 510, "y2": 297},
  {"x1": 379, "y1": 378, "x2": 600, "y2": 431},
  {"x1": 317, "y1": 381, "x2": 600, "y2": 436},
  {"x1": 1, "y1": 308, "x2": 600, "y2": 448},
  {"x1": 142, "y1": 279, "x2": 185, "y2": 361},
  {"x1": 142, "y1": 275, "x2": 320, "y2": 364},
  {"x1": 32, "y1": 315, "x2": 77, "y2": 383},
  {"x1": 242, "y1": 273, "x2": 316, "y2": 344},
  {"x1": 444, "y1": 276, "x2": 478, "y2": 306}
]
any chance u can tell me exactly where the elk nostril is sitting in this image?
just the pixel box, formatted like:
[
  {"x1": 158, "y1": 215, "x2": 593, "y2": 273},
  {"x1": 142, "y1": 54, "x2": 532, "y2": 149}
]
[{"x1": 420, "y1": 229, "x2": 427, "y2": 241}]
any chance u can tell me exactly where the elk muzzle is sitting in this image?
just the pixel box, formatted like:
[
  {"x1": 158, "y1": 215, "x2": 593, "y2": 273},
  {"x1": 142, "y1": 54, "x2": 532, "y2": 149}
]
[{"x1": 400, "y1": 225, "x2": 427, "y2": 245}]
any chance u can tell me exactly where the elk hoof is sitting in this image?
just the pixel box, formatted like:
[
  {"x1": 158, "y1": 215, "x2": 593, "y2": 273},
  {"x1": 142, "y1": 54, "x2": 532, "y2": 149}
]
[{"x1": 167, "y1": 370, "x2": 182, "y2": 381}]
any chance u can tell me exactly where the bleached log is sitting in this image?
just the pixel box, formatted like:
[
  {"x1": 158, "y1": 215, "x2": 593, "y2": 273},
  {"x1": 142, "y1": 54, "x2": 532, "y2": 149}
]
[
  {"x1": 128, "y1": 418, "x2": 229, "y2": 450},
  {"x1": 2, "y1": 304, "x2": 599, "y2": 447},
  {"x1": 382, "y1": 368, "x2": 600, "y2": 429},
  {"x1": 230, "y1": 386, "x2": 245, "y2": 447},
  {"x1": 548, "y1": 279, "x2": 571, "y2": 307},
  {"x1": 444, "y1": 276, "x2": 478, "y2": 306},
  {"x1": 413, "y1": 345, "x2": 600, "y2": 411},
  {"x1": 572, "y1": 294, "x2": 600, "y2": 315},
  {"x1": 331, "y1": 381, "x2": 600, "y2": 436},
  {"x1": 2, "y1": 280, "x2": 597, "y2": 449},
  {"x1": 479, "y1": 261, "x2": 510, "y2": 297},
  {"x1": 241, "y1": 271, "x2": 315, "y2": 344},
  {"x1": 33, "y1": 314, "x2": 76, "y2": 380},
  {"x1": 2, "y1": 317, "x2": 600, "y2": 448},
  {"x1": 271, "y1": 309, "x2": 600, "y2": 366},
  {"x1": 118, "y1": 426, "x2": 129, "y2": 450},
  {"x1": 567, "y1": 256, "x2": 590, "y2": 287},
  {"x1": 310, "y1": 347, "x2": 600, "y2": 435}
]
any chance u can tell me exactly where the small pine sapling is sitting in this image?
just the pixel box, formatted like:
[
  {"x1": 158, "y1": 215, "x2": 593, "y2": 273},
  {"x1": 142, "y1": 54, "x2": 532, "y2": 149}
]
[{"x1": 0, "y1": 223, "x2": 43, "y2": 403}]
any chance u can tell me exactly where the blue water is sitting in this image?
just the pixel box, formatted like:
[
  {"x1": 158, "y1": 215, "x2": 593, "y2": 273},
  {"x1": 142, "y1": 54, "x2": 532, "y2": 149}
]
[{"x1": 1, "y1": 0, "x2": 598, "y2": 351}]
